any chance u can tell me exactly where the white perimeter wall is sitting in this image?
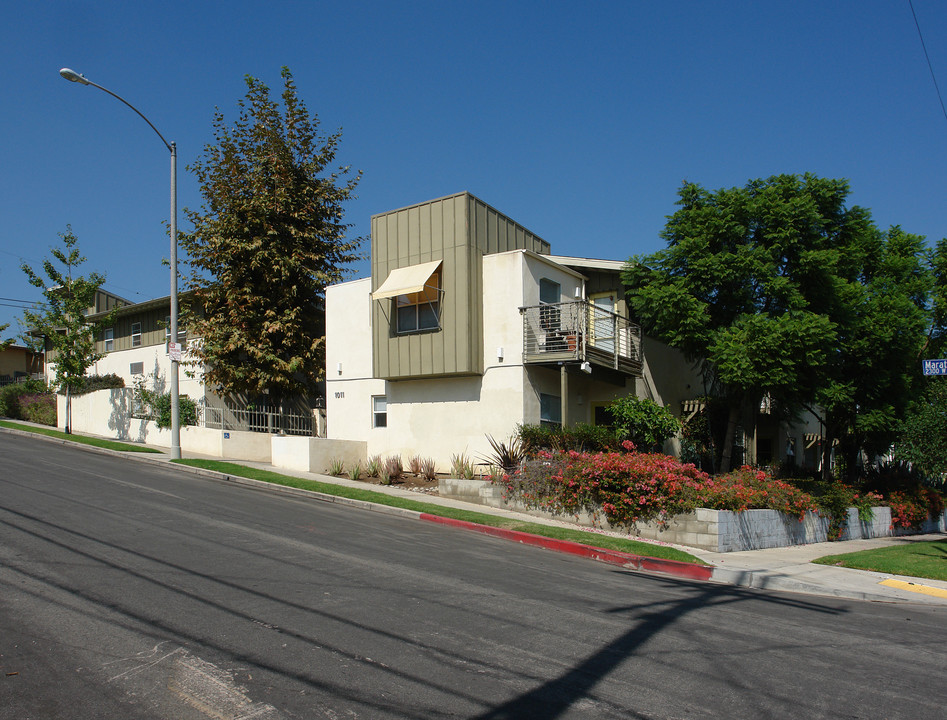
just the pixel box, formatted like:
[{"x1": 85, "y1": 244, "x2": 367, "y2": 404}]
[
  {"x1": 58, "y1": 388, "x2": 272, "y2": 461},
  {"x1": 88, "y1": 343, "x2": 205, "y2": 402}
]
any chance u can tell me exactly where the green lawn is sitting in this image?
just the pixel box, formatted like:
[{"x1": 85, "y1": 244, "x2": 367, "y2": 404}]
[
  {"x1": 0, "y1": 420, "x2": 162, "y2": 453},
  {"x1": 175, "y1": 458, "x2": 706, "y2": 565},
  {"x1": 814, "y1": 540, "x2": 947, "y2": 582}
]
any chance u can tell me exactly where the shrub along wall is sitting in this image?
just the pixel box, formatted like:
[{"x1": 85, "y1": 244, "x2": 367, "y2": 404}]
[
  {"x1": 487, "y1": 446, "x2": 945, "y2": 551},
  {"x1": 0, "y1": 380, "x2": 56, "y2": 426}
]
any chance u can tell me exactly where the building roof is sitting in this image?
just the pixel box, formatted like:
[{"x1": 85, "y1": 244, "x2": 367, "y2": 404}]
[
  {"x1": 547, "y1": 255, "x2": 629, "y2": 272},
  {"x1": 85, "y1": 294, "x2": 176, "y2": 321}
]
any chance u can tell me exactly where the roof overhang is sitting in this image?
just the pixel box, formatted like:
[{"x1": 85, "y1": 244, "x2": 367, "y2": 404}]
[{"x1": 372, "y1": 260, "x2": 442, "y2": 300}]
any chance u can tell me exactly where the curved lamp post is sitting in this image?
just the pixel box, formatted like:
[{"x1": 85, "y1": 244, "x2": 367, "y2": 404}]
[{"x1": 59, "y1": 68, "x2": 181, "y2": 459}]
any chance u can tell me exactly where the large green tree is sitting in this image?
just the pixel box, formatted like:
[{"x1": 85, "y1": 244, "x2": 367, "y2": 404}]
[
  {"x1": 898, "y1": 376, "x2": 947, "y2": 481},
  {"x1": 20, "y1": 226, "x2": 113, "y2": 433},
  {"x1": 815, "y1": 226, "x2": 932, "y2": 477},
  {"x1": 623, "y1": 174, "x2": 933, "y2": 476},
  {"x1": 181, "y1": 67, "x2": 362, "y2": 405}
]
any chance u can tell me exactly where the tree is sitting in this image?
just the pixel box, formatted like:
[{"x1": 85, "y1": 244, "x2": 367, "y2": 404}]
[
  {"x1": 20, "y1": 227, "x2": 113, "y2": 433},
  {"x1": 815, "y1": 226, "x2": 933, "y2": 478},
  {"x1": 623, "y1": 174, "x2": 933, "y2": 476},
  {"x1": 896, "y1": 377, "x2": 947, "y2": 482},
  {"x1": 181, "y1": 67, "x2": 363, "y2": 407}
]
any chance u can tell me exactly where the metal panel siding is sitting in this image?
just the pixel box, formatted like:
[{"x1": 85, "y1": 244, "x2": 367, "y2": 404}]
[
  {"x1": 397, "y1": 211, "x2": 410, "y2": 262},
  {"x1": 419, "y1": 203, "x2": 433, "y2": 258},
  {"x1": 371, "y1": 193, "x2": 475, "y2": 380},
  {"x1": 370, "y1": 192, "x2": 545, "y2": 380},
  {"x1": 407, "y1": 205, "x2": 420, "y2": 260}
]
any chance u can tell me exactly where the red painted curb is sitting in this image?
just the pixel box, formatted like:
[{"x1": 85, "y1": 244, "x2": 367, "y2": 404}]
[{"x1": 419, "y1": 513, "x2": 714, "y2": 581}]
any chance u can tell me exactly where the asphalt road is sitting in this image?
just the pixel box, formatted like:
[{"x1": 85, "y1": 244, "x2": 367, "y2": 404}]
[{"x1": 1, "y1": 431, "x2": 946, "y2": 719}]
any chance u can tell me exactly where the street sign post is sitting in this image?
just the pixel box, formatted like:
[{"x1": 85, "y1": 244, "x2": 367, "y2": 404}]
[{"x1": 922, "y1": 359, "x2": 947, "y2": 376}]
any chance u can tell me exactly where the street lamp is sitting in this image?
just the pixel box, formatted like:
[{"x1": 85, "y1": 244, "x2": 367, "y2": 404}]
[{"x1": 60, "y1": 67, "x2": 182, "y2": 459}]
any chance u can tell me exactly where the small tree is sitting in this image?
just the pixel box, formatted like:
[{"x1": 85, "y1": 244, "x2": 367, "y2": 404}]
[
  {"x1": 20, "y1": 227, "x2": 114, "y2": 433},
  {"x1": 606, "y1": 396, "x2": 681, "y2": 452},
  {"x1": 181, "y1": 67, "x2": 363, "y2": 409}
]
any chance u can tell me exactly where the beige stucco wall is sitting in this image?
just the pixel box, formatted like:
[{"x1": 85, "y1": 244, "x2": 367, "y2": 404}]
[
  {"x1": 0, "y1": 347, "x2": 43, "y2": 378},
  {"x1": 638, "y1": 335, "x2": 702, "y2": 410}
]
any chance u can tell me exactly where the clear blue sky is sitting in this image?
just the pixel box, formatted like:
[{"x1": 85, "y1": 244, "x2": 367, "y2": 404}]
[{"x1": 2, "y1": 0, "x2": 946, "y2": 338}]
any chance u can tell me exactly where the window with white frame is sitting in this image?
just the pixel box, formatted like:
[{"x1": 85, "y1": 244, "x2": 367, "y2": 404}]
[
  {"x1": 372, "y1": 396, "x2": 387, "y2": 428},
  {"x1": 131, "y1": 322, "x2": 142, "y2": 347},
  {"x1": 104, "y1": 327, "x2": 114, "y2": 352},
  {"x1": 396, "y1": 269, "x2": 441, "y2": 333},
  {"x1": 540, "y1": 392, "x2": 561, "y2": 428}
]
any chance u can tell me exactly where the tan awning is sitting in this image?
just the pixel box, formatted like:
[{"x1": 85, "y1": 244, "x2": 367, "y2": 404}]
[{"x1": 372, "y1": 260, "x2": 442, "y2": 300}]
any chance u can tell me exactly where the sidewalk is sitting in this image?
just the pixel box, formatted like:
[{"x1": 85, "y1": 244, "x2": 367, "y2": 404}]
[{"x1": 4, "y1": 422, "x2": 947, "y2": 606}]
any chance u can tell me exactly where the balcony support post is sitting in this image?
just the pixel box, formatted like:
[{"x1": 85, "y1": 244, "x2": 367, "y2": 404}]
[{"x1": 560, "y1": 363, "x2": 569, "y2": 428}]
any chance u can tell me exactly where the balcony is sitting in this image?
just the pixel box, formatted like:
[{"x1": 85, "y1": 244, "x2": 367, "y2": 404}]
[{"x1": 520, "y1": 300, "x2": 642, "y2": 377}]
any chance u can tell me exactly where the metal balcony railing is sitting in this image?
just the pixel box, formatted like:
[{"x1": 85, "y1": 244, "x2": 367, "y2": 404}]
[{"x1": 520, "y1": 300, "x2": 642, "y2": 375}]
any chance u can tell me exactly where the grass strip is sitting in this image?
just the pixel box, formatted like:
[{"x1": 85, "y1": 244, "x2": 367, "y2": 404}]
[
  {"x1": 175, "y1": 458, "x2": 705, "y2": 565},
  {"x1": 814, "y1": 539, "x2": 947, "y2": 582},
  {"x1": 0, "y1": 420, "x2": 162, "y2": 453}
]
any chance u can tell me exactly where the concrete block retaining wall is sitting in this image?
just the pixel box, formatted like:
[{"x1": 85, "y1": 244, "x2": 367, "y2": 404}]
[{"x1": 438, "y1": 478, "x2": 947, "y2": 552}]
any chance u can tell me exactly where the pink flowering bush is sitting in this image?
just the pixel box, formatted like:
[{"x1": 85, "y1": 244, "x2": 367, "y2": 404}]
[
  {"x1": 498, "y1": 444, "x2": 819, "y2": 529},
  {"x1": 694, "y1": 466, "x2": 818, "y2": 520},
  {"x1": 496, "y1": 442, "x2": 943, "y2": 536},
  {"x1": 887, "y1": 490, "x2": 932, "y2": 529}
]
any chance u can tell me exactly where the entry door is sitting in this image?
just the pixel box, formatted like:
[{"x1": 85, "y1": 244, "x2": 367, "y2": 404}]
[{"x1": 590, "y1": 292, "x2": 616, "y2": 352}]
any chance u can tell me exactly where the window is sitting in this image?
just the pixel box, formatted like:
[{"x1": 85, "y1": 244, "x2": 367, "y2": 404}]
[
  {"x1": 130, "y1": 362, "x2": 144, "y2": 375},
  {"x1": 540, "y1": 392, "x2": 561, "y2": 428},
  {"x1": 164, "y1": 316, "x2": 186, "y2": 344},
  {"x1": 372, "y1": 396, "x2": 387, "y2": 428},
  {"x1": 539, "y1": 278, "x2": 560, "y2": 304},
  {"x1": 131, "y1": 322, "x2": 142, "y2": 347},
  {"x1": 539, "y1": 278, "x2": 561, "y2": 332},
  {"x1": 396, "y1": 269, "x2": 441, "y2": 333},
  {"x1": 104, "y1": 327, "x2": 114, "y2": 352}
]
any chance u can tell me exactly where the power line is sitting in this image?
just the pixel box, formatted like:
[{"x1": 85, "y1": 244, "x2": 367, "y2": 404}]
[
  {"x1": 909, "y1": 0, "x2": 947, "y2": 124},
  {"x1": 0, "y1": 302, "x2": 42, "y2": 310}
]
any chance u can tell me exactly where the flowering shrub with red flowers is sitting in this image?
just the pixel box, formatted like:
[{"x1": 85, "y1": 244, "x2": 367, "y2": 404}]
[
  {"x1": 693, "y1": 466, "x2": 818, "y2": 520},
  {"x1": 887, "y1": 490, "x2": 933, "y2": 529},
  {"x1": 497, "y1": 446, "x2": 819, "y2": 529}
]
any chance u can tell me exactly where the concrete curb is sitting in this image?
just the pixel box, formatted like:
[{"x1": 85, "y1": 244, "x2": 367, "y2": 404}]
[{"x1": 420, "y1": 514, "x2": 715, "y2": 581}]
